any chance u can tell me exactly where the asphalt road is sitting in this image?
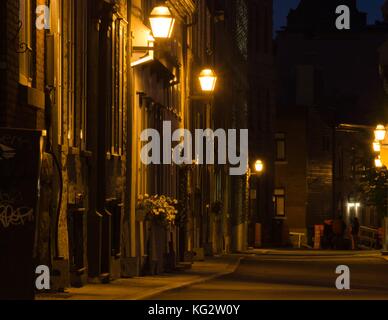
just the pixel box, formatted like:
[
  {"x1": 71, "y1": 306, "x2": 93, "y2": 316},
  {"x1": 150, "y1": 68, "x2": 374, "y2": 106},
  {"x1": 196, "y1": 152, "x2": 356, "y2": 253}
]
[{"x1": 153, "y1": 254, "x2": 388, "y2": 300}]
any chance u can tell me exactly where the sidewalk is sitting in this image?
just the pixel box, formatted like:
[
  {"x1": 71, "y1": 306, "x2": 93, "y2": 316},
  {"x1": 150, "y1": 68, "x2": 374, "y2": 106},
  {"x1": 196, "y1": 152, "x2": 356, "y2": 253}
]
[
  {"x1": 245, "y1": 248, "x2": 388, "y2": 261},
  {"x1": 36, "y1": 255, "x2": 241, "y2": 300}
]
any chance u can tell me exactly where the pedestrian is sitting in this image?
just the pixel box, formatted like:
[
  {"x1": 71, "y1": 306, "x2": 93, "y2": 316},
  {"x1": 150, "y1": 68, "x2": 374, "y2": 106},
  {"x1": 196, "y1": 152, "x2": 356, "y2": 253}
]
[{"x1": 351, "y1": 217, "x2": 360, "y2": 250}]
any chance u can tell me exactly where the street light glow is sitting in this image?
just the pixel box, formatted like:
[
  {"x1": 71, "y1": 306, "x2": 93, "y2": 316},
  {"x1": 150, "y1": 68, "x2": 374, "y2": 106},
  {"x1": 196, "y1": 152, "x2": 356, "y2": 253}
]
[
  {"x1": 199, "y1": 69, "x2": 217, "y2": 92},
  {"x1": 254, "y1": 159, "x2": 264, "y2": 173},
  {"x1": 373, "y1": 140, "x2": 381, "y2": 152},
  {"x1": 374, "y1": 124, "x2": 386, "y2": 141},
  {"x1": 149, "y1": 6, "x2": 175, "y2": 39},
  {"x1": 375, "y1": 156, "x2": 383, "y2": 168}
]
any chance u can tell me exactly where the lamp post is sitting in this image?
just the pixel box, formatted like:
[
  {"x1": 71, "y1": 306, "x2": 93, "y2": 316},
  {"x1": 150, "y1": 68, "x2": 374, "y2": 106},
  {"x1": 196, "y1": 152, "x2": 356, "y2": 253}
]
[
  {"x1": 248, "y1": 159, "x2": 264, "y2": 248},
  {"x1": 372, "y1": 124, "x2": 388, "y2": 169},
  {"x1": 371, "y1": 124, "x2": 388, "y2": 253}
]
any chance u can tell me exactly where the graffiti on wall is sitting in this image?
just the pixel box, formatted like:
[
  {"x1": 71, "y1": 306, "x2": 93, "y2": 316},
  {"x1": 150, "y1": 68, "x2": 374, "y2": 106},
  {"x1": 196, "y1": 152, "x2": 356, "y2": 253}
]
[
  {"x1": 0, "y1": 144, "x2": 16, "y2": 160},
  {"x1": 0, "y1": 192, "x2": 34, "y2": 229}
]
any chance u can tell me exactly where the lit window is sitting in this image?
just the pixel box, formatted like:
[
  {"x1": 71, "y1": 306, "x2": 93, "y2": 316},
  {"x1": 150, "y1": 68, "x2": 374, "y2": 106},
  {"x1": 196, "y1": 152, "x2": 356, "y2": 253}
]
[
  {"x1": 274, "y1": 188, "x2": 285, "y2": 217},
  {"x1": 275, "y1": 133, "x2": 286, "y2": 161}
]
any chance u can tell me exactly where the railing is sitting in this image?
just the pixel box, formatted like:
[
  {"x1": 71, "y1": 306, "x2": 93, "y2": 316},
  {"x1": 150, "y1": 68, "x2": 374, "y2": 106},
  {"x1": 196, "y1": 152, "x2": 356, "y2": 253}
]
[
  {"x1": 359, "y1": 226, "x2": 379, "y2": 249},
  {"x1": 289, "y1": 232, "x2": 305, "y2": 248}
]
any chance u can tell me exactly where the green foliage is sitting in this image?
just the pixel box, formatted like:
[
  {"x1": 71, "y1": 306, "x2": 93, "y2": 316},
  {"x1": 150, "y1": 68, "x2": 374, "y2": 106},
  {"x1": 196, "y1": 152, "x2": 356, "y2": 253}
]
[
  {"x1": 136, "y1": 194, "x2": 178, "y2": 226},
  {"x1": 359, "y1": 166, "x2": 388, "y2": 218}
]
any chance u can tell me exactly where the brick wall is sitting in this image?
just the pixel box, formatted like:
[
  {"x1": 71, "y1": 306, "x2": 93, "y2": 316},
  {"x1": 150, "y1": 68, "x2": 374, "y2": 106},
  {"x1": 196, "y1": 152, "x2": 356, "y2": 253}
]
[
  {"x1": 0, "y1": 0, "x2": 47, "y2": 129},
  {"x1": 0, "y1": 0, "x2": 20, "y2": 127}
]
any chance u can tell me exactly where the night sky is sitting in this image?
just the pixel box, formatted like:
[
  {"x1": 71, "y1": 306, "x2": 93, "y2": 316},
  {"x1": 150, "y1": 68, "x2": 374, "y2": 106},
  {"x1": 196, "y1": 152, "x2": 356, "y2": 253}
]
[{"x1": 274, "y1": 0, "x2": 385, "y2": 32}]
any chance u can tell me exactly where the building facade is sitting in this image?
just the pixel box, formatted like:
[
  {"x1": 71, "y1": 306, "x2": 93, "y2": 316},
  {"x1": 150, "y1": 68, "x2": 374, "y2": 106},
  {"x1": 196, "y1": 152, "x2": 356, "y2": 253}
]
[
  {"x1": 275, "y1": 0, "x2": 388, "y2": 245},
  {"x1": 0, "y1": 0, "x2": 275, "y2": 297},
  {"x1": 247, "y1": 0, "x2": 275, "y2": 247}
]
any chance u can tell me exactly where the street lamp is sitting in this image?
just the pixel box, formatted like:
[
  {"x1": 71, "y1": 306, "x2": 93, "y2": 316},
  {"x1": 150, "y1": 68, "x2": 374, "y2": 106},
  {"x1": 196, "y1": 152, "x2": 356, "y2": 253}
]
[
  {"x1": 149, "y1": 6, "x2": 175, "y2": 39},
  {"x1": 254, "y1": 159, "x2": 264, "y2": 173},
  {"x1": 248, "y1": 160, "x2": 264, "y2": 248},
  {"x1": 375, "y1": 155, "x2": 383, "y2": 168},
  {"x1": 374, "y1": 124, "x2": 386, "y2": 141},
  {"x1": 373, "y1": 140, "x2": 381, "y2": 153},
  {"x1": 199, "y1": 69, "x2": 217, "y2": 92}
]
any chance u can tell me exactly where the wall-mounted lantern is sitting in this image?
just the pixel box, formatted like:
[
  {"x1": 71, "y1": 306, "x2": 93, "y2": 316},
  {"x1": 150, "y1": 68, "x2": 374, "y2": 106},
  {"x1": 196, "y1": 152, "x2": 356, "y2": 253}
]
[
  {"x1": 199, "y1": 69, "x2": 217, "y2": 92},
  {"x1": 149, "y1": 6, "x2": 175, "y2": 39},
  {"x1": 254, "y1": 160, "x2": 264, "y2": 173}
]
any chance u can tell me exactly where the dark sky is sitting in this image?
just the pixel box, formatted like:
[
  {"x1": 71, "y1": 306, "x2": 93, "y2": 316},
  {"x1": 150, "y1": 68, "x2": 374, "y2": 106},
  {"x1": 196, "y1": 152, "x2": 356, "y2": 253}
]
[{"x1": 274, "y1": 0, "x2": 385, "y2": 32}]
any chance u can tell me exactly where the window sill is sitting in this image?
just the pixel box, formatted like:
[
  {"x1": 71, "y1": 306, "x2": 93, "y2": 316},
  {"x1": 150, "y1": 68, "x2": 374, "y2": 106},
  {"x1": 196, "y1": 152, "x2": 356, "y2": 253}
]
[
  {"x1": 106, "y1": 152, "x2": 123, "y2": 160},
  {"x1": 19, "y1": 84, "x2": 45, "y2": 110},
  {"x1": 19, "y1": 76, "x2": 32, "y2": 88}
]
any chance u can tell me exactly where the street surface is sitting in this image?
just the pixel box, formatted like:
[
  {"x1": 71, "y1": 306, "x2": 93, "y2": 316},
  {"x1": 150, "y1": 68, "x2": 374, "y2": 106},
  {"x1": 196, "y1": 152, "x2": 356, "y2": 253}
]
[{"x1": 153, "y1": 252, "x2": 388, "y2": 300}]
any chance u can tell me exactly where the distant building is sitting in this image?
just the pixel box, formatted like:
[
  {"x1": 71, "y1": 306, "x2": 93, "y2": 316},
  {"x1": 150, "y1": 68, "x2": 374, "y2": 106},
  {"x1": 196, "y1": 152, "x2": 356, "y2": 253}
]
[{"x1": 275, "y1": 0, "x2": 388, "y2": 245}]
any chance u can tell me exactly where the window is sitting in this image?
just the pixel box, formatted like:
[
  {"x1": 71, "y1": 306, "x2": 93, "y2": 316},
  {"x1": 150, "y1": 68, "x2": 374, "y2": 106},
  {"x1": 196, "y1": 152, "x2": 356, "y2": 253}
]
[
  {"x1": 49, "y1": 0, "x2": 63, "y2": 144},
  {"x1": 74, "y1": 0, "x2": 88, "y2": 150},
  {"x1": 275, "y1": 133, "x2": 286, "y2": 161},
  {"x1": 274, "y1": 188, "x2": 285, "y2": 217},
  {"x1": 65, "y1": 0, "x2": 75, "y2": 146},
  {"x1": 61, "y1": 0, "x2": 87, "y2": 148},
  {"x1": 109, "y1": 15, "x2": 127, "y2": 156},
  {"x1": 19, "y1": 0, "x2": 33, "y2": 86}
]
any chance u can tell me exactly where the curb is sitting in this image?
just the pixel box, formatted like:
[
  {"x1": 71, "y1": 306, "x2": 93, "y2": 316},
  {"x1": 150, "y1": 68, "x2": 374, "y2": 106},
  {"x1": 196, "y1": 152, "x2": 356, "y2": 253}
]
[
  {"x1": 381, "y1": 255, "x2": 388, "y2": 262},
  {"x1": 246, "y1": 250, "x2": 388, "y2": 262},
  {"x1": 134, "y1": 257, "x2": 243, "y2": 300},
  {"x1": 246, "y1": 250, "x2": 381, "y2": 257}
]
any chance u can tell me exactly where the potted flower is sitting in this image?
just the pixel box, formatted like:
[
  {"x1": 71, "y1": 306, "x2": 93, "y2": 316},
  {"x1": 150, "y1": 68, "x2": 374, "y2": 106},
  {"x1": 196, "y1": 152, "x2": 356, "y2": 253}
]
[
  {"x1": 136, "y1": 194, "x2": 179, "y2": 275},
  {"x1": 136, "y1": 194, "x2": 179, "y2": 226}
]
